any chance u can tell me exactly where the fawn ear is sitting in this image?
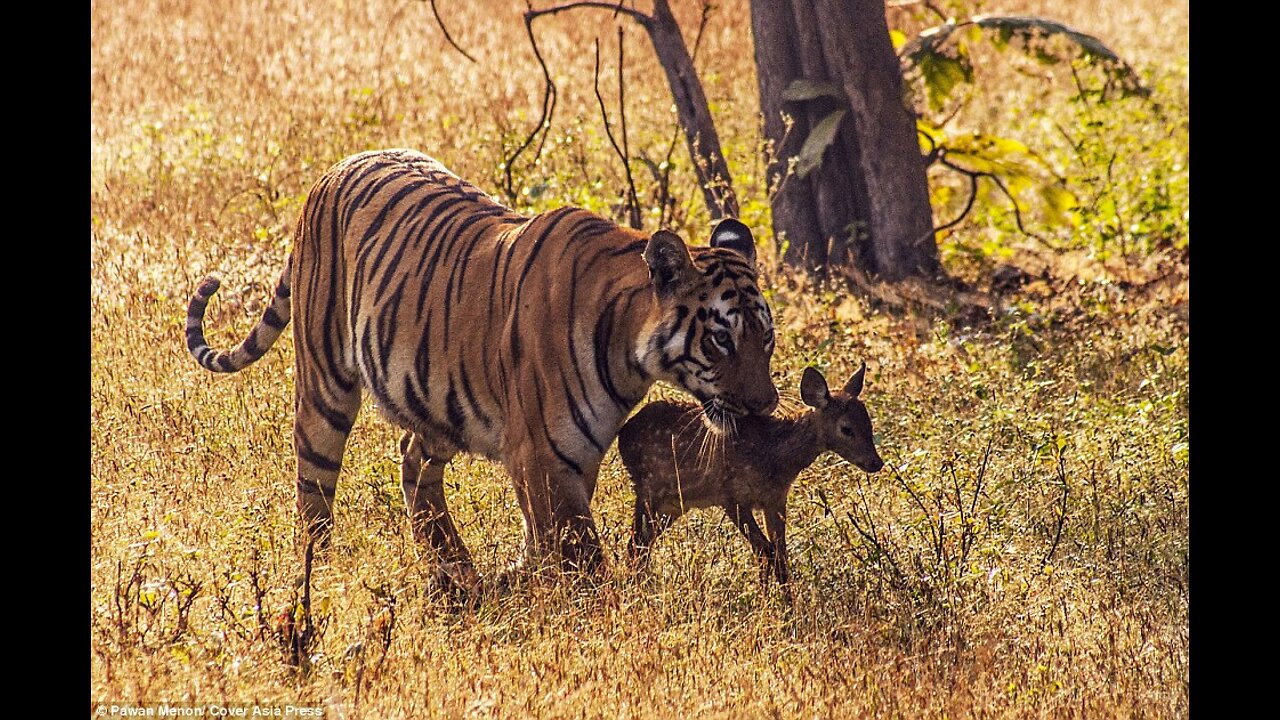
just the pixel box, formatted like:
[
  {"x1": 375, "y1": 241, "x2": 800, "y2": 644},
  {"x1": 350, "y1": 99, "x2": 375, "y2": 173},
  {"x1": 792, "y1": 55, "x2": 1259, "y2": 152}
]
[
  {"x1": 709, "y1": 218, "x2": 755, "y2": 265},
  {"x1": 800, "y1": 366, "x2": 830, "y2": 408},
  {"x1": 645, "y1": 230, "x2": 695, "y2": 296},
  {"x1": 843, "y1": 361, "x2": 867, "y2": 398}
]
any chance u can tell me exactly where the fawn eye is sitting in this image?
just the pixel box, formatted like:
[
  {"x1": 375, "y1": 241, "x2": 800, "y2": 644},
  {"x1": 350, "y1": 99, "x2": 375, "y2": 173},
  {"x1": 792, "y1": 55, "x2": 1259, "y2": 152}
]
[{"x1": 840, "y1": 426, "x2": 854, "y2": 437}]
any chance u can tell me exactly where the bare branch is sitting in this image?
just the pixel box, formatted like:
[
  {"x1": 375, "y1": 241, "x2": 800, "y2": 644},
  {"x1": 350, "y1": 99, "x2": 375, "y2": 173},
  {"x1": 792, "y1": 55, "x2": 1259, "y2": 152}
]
[
  {"x1": 616, "y1": 29, "x2": 640, "y2": 229},
  {"x1": 427, "y1": 0, "x2": 477, "y2": 64},
  {"x1": 920, "y1": 151, "x2": 1068, "y2": 253},
  {"x1": 654, "y1": 0, "x2": 711, "y2": 227},
  {"x1": 930, "y1": 171, "x2": 978, "y2": 239},
  {"x1": 505, "y1": 3, "x2": 655, "y2": 203},
  {"x1": 525, "y1": 1, "x2": 652, "y2": 28},
  {"x1": 972, "y1": 435, "x2": 993, "y2": 519},
  {"x1": 503, "y1": 9, "x2": 559, "y2": 201},
  {"x1": 1040, "y1": 446, "x2": 1070, "y2": 573},
  {"x1": 593, "y1": 34, "x2": 641, "y2": 228},
  {"x1": 689, "y1": 0, "x2": 713, "y2": 64},
  {"x1": 517, "y1": 0, "x2": 735, "y2": 220},
  {"x1": 924, "y1": 2, "x2": 950, "y2": 22},
  {"x1": 918, "y1": 127, "x2": 939, "y2": 166},
  {"x1": 985, "y1": 172, "x2": 1054, "y2": 247}
]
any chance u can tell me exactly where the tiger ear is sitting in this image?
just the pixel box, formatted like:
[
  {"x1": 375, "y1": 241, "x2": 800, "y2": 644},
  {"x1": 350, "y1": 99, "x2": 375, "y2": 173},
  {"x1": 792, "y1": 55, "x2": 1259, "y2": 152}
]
[
  {"x1": 645, "y1": 230, "x2": 695, "y2": 295},
  {"x1": 709, "y1": 218, "x2": 755, "y2": 265}
]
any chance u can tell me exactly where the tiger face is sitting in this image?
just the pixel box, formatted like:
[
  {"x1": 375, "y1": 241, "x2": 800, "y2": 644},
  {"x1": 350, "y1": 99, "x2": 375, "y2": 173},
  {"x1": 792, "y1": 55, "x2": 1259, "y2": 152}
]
[{"x1": 642, "y1": 219, "x2": 779, "y2": 431}]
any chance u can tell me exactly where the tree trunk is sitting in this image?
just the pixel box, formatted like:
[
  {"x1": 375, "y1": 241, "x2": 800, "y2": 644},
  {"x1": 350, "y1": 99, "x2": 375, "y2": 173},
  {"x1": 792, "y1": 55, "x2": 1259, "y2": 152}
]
[
  {"x1": 751, "y1": 0, "x2": 940, "y2": 280},
  {"x1": 646, "y1": 0, "x2": 738, "y2": 220},
  {"x1": 750, "y1": 0, "x2": 824, "y2": 267}
]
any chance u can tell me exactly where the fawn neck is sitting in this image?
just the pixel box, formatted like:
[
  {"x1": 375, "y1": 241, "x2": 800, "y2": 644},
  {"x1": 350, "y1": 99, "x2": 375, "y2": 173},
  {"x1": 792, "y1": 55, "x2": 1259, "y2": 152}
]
[{"x1": 767, "y1": 410, "x2": 824, "y2": 478}]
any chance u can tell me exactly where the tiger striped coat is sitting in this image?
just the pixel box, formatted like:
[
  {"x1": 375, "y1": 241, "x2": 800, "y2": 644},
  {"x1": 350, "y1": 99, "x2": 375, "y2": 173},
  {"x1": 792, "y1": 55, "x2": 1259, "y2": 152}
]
[{"x1": 186, "y1": 149, "x2": 777, "y2": 579}]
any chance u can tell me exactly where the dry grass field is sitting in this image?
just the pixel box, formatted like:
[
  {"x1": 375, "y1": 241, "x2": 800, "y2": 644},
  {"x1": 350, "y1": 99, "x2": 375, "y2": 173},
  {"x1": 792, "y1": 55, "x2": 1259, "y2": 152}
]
[{"x1": 91, "y1": 0, "x2": 1188, "y2": 716}]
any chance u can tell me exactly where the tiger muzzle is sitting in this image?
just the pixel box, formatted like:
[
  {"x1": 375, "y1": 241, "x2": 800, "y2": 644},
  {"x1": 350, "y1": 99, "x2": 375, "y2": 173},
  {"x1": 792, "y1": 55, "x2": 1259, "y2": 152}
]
[{"x1": 744, "y1": 387, "x2": 779, "y2": 416}]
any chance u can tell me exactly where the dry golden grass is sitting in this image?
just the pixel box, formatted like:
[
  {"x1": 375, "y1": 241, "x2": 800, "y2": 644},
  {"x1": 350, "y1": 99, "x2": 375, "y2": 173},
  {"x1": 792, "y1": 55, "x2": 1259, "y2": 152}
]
[{"x1": 92, "y1": 1, "x2": 1188, "y2": 717}]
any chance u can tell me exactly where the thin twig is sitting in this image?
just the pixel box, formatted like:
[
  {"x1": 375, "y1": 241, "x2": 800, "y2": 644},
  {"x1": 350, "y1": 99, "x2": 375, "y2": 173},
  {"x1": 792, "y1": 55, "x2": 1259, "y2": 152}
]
[
  {"x1": 890, "y1": 459, "x2": 940, "y2": 556},
  {"x1": 934, "y1": 153, "x2": 1067, "y2": 252},
  {"x1": 919, "y1": 127, "x2": 940, "y2": 166},
  {"x1": 617, "y1": 28, "x2": 640, "y2": 228},
  {"x1": 689, "y1": 1, "x2": 712, "y2": 64},
  {"x1": 928, "y1": 170, "x2": 978, "y2": 241},
  {"x1": 971, "y1": 436, "x2": 993, "y2": 520},
  {"x1": 1068, "y1": 60, "x2": 1092, "y2": 107},
  {"x1": 506, "y1": 2, "x2": 656, "y2": 201},
  {"x1": 504, "y1": 7, "x2": 560, "y2": 201},
  {"x1": 1039, "y1": 447, "x2": 1070, "y2": 573},
  {"x1": 593, "y1": 31, "x2": 642, "y2": 228},
  {"x1": 427, "y1": 0, "x2": 478, "y2": 63},
  {"x1": 249, "y1": 548, "x2": 271, "y2": 642},
  {"x1": 923, "y1": 1, "x2": 949, "y2": 22},
  {"x1": 656, "y1": 0, "x2": 711, "y2": 226},
  {"x1": 985, "y1": 172, "x2": 1052, "y2": 247},
  {"x1": 525, "y1": 1, "x2": 652, "y2": 28},
  {"x1": 948, "y1": 457, "x2": 967, "y2": 562},
  {"x1": 1052, "y1": 121, "x2": 1088, "y2": 172}
]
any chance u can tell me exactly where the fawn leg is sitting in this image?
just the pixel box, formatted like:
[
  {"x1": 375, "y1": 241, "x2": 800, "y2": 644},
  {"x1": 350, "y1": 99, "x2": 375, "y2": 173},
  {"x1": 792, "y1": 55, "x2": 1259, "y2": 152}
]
[
  {"x1": 629, "y1": 499, "x2": 675, "y2": 569},
  {"x1": 764, "y1": 507, "x2": 793, "y2": 606},
  {"x1": 724, "y1": 503, "x2": 775, "y2": 585}
]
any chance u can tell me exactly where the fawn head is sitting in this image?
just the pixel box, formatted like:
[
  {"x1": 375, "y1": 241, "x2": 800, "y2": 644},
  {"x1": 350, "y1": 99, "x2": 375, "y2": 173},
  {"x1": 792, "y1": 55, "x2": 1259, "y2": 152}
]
[{"x1": 800, "y1": 362, "x2": 884, "y2": 473}]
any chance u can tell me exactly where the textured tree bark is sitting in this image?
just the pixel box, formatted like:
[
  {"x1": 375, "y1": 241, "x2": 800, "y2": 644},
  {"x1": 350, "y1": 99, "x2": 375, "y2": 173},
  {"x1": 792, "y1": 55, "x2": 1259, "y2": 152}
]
[
  {"x1": 790, "y1": 0, "x2": 872, "y2": 271},
  {"x1": 750, "y1": 0, "x2": 824, "y2": 267},
  {"x1": 750, "y1": 0, "x2": 941, "y2": 280},
  {"x1": 813, "y1": 0, "x2": 939, "y2": 279},
  {"x1": 646, "y1": 0, "x2": 738, "y2": 220}
]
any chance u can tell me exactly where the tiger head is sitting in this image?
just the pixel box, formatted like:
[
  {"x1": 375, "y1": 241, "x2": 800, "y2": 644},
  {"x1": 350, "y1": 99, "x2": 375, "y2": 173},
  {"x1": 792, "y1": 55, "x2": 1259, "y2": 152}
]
[{"x1": 641, "y1": 218, "x2": 779, "y2": 431}]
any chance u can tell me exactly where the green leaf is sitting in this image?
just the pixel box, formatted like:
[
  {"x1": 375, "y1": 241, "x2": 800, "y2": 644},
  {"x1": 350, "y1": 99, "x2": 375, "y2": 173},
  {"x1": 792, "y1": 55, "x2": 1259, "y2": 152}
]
[
  {"x1": 917, "y1": 119, "x2": 947, "y2": 154},
  {"x1": 1098, "y1": 196, "x2": 1118, "y2": 224},
  {"x1": 1039, "y1": 183, "x2": 1079, "y2": 227},
  {"x1": 944, "y1": 132, "x2": 1052, "y2": 179},
  {"x1": 918, "y1": 50, "x2": 973, "y2": 111},
  {"x1": 782, "y1": 79, "x2": 844, "y2": 103},
  {"x1": 1040, "y1": 183, "x2": 1077, "y2": 212},
  {"x1": 795, "y1": 109, "x2": 847, "y2": 178}
]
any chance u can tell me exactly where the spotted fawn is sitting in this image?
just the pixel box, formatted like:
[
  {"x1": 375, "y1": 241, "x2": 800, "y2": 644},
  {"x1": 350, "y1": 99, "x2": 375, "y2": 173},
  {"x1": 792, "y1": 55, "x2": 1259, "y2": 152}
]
[{"x1": 617, "y1": 363, "x2": 884, "y2": 603}]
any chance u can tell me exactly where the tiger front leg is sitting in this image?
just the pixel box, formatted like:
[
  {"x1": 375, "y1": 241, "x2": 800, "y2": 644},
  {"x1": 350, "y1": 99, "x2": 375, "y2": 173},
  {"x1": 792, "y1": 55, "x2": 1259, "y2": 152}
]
[
  {"x1": 398, "y1": 431, "x2": 479, "y2": 597},
  {"x1": 510, "y1": 455, "x2": 606, "y2": 580}
]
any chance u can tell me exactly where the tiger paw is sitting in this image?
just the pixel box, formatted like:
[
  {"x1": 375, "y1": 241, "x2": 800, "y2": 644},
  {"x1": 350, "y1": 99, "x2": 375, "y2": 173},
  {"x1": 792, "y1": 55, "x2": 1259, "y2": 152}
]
[{"x1": 426, "y1": 560, "x2": 481, "y2": 608}]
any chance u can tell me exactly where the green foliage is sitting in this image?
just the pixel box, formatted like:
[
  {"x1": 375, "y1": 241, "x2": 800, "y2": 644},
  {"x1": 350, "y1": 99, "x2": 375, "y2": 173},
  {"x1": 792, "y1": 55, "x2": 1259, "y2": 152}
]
[
  {"x1": 795, "y1": 109, "x2": 847, "y2": 179},
  {"x1": 914, "y1": 32, "x2": 974, "y2": 112},
  {"x1": 780, "y1": 79, "x2": 843, "y2": 103},
  {"x1": 902, "y1": 16, "x2": 1147, "y2": 109},
  {"x1": 895, "y1": 8, "x2": 1186, "y2": 273}
]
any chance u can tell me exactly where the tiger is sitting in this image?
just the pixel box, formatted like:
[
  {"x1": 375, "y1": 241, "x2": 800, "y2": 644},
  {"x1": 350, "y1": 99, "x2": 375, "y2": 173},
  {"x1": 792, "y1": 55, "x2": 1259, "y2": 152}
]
[{"x1": 185, "y1": 148, "x2": 778, "y2": 585}]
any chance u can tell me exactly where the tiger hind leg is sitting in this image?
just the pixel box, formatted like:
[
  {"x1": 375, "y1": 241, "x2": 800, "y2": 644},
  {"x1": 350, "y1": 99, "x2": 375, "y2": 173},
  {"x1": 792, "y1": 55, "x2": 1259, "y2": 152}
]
[
  {"x1": 293, "y1": 382, "x2": 362, "y2": 548},
  {"x1": 399, "y1": 431, "x2": 479, "y2": 597}
]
